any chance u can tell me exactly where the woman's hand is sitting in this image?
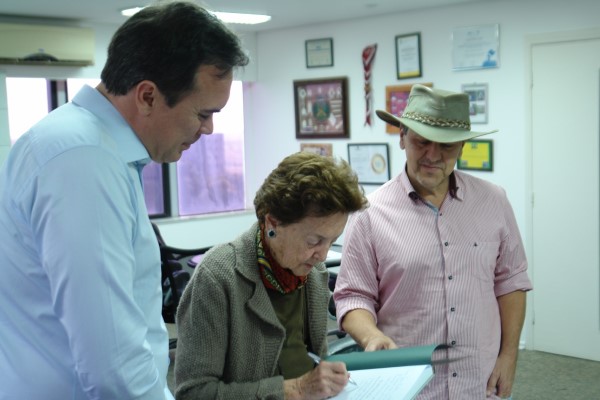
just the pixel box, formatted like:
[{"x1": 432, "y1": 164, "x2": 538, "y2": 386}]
[{"x1": 284, "y1": 361, "x2": 349, "y2": 399}]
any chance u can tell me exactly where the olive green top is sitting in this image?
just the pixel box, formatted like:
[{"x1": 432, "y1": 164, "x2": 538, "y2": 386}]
[{"x1": 268, "y1": 287, "x2": 314, "y2": 379}]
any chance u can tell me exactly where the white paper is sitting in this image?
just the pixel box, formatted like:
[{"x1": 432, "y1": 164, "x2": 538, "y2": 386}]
[{"x1": 331, "y1": 365, "x2": 433, "y2": 400}]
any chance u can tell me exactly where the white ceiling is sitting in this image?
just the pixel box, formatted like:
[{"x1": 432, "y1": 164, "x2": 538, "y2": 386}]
[{"x1": 0, "y1": 0, "x2": 493, "y2": 32}]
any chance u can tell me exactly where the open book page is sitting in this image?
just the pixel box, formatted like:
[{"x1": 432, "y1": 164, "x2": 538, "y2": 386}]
[{"x1": 330, "y1": 364, "x2": 433, "y2": 400}]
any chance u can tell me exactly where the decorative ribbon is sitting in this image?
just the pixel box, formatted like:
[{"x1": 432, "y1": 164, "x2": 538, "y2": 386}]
[{"x1": 362, "y1": 44, "x2": 377, "y2": 127}]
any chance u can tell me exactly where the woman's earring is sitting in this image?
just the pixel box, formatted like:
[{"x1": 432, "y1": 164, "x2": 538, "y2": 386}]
[{"x1": 267, "y1": 229, "x2": 276, "y2": 238}]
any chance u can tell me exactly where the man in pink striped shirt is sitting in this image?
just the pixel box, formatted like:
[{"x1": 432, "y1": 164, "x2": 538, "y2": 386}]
[{"x1": 333, "y1": 84, "x2": 532, "y2": 399}]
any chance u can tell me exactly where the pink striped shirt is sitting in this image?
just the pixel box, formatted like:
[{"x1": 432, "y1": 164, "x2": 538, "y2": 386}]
[{"x1": 334, "y1": 170, "x2": 532, "y2": 399}]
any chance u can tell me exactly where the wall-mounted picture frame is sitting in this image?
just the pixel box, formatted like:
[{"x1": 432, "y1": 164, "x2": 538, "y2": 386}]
[
  {"x1": 384, "y1": 82, "x2": 433, "y2": 133},
  {"x1": 305, "y1": 38, "x2": 334, "y2": 68},
  {"x1": 294, "y1": 77, "x2": 349, "y2": 139},
  {"x1": 452, "y1": 24, "x2": 500, "y2": 70},
  {"x1": 462, "y1": 83, "x2": 488, "y2": 124},
  {"x1": 457, "y1": 139, "x2": 493, "y2": 171},
  {"x1": 300, "y1": 142, "x2": 333, "y2": 156},
  {"x1": 348, "y1": 143, "x2": 390, "y2": 185},
  {"x1": 395, "y1": 32, "x2": 422, "y2": 80}
]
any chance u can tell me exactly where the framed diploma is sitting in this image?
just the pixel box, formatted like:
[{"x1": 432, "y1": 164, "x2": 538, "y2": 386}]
[
  {"x1": 395, "y1": 32, "x2": 422, "y2": 79},
  {"x1": 305, "y1": 38, "x2": 334, "y2": 68},
  {"x1": 452, "y1": 24, "x2": 500, "y2": 70},
  {"x1": 348, "y1": 143, "x2": 390, "y2": 185}
]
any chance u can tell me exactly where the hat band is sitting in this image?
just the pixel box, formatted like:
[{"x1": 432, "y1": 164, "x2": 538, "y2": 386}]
[{"x1": 403, "y1": 111, "x2": 471, "y2": 130}]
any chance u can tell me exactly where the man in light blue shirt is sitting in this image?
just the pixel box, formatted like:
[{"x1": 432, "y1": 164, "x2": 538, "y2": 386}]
[{"x1": 0, "y1": 2, "x2": 248, "y2": 399}]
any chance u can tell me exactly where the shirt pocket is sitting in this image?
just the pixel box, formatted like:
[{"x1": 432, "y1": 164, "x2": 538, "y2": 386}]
[{"x1": 454, "y1": 241, "x2": 500, "y2": 285}]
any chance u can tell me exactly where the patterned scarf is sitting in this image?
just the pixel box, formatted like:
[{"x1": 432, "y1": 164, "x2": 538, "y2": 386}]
[{"x1": 257, "y1": 226, "x2": 307, "y2": 294}]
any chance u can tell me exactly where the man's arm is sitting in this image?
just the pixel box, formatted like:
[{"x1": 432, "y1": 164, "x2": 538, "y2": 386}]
[
  {"x1": 38, "y1": 148, "x2": 166, "y2": 399},
  {"x1": 341, "y1": 309, "x2": 397, "y2": 351},
  {"x1": 486, "y1": 290, "x2": 526, "y2": 398}
]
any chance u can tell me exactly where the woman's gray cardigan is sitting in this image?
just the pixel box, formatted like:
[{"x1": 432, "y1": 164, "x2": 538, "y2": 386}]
[{"x1": 174, "y1": 222, "x2": 330, "y2": 400}]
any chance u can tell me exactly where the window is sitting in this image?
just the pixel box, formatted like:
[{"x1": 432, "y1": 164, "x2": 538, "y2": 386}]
[
  {"x1": 6, "y1": 78, "x2": 50, "y2": 144},
  {"x1": 176, "y1": 81, "x2": 246, "y2": 216},
  {"x1": 5, "y1": 78, "x2": 246, "y2": 218}
]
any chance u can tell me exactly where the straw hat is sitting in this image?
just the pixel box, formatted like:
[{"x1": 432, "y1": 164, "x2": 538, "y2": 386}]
[{"x1": 376, "y1": 84, "x2": 497, "y2": 143}]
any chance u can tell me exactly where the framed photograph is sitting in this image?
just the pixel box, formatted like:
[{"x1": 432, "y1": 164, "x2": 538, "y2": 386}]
[
  {"x1": 300, "y1": 142, "x2": 333, "y2": 156},
  {"x1": 305, "y1": 38, "x2": 334, "y2": 68},
  {"x1": 462, "y1": 83, "x2": 488, "y2": 124},
  {"x1": 348, "y1": 143, "x2": 390, "y2": 185},
  {"x1": 395, "y1": 32, "x2": 422, "y2": 79},
  {"x1": 457, "y1": 139, "x2": 493, "y2": 171},
  {"x1": 452, "y1": 24, "x2": 500, "y2": 70},
  {"x1": 294, "y1": 77, "x2": 349, "y2": 139},
  {"x1": 384, "y1": 82, "x2": 433, "y2": 133}
]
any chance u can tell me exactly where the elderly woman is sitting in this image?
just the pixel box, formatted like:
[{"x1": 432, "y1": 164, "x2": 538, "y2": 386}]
[{"x1": 174, "y1": 152, "x2": 368, "y2": 400}]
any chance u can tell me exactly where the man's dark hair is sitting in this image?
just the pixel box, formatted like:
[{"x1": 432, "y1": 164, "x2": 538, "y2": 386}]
[{"x1": 101, "y1": 1, "x2": 249, "y2": 106}]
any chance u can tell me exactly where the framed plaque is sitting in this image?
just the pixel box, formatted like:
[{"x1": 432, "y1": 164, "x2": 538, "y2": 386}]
[
  {"x1": 457, "y1": 139, "x2": 493, "y2": 171},
  {"x1": 461, "y1": 83, "x2": 488, "y2": 124},
  {"x1": 294, "y1": 77, "x2": 349, "y2": 139}
]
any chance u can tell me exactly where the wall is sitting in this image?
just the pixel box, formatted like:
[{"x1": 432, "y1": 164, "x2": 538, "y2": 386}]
[
  {"x1": 1, "y1": 0, "x2": 599, "y2": 251},
  {"x1": 244, "y1": 0, "x2": 600, "y2": 252},
  {"x1": 241, "y1": 0, "x2": 599, "y2": 349}
]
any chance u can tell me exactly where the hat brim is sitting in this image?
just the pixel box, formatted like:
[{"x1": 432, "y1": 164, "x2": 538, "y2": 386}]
[{"x1": 375, "y1": 109, "x2": 497, "y2": 143}]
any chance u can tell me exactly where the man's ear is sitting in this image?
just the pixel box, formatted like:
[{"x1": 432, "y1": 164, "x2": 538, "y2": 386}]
[
  {"x1": 399, "y1": 127, "x2": 407, "y2": 150},
  {"x1": 135, "y1": 80, "x2": 158, "y2": 116}
]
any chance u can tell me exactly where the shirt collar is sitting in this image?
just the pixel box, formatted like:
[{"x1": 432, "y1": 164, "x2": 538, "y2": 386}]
[
  {"x1": 399, "y1": 164, "x2": 463, "y2": 201},
  {"x1": 71, "y1": 85, "x2": 150, "y2": 165}
]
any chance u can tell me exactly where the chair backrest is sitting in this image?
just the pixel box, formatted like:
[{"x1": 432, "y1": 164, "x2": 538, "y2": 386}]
[{"x1": 151, "y1": 222, "x2": 211, "y2": 323}]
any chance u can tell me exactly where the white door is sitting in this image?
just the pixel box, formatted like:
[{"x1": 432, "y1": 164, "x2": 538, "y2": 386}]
[{"x1": 530, "y1": 32, "x2": 600, "y2": 361}]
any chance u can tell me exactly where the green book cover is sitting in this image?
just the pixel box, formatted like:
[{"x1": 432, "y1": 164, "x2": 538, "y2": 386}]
[{"x1": 326, "y1": 344, "x2": 442, "y2": 371}]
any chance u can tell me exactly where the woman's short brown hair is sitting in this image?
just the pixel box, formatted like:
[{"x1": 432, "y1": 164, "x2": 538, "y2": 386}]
[{"x1": 254, "y1": 152, "x2": 368, "y2": 225}]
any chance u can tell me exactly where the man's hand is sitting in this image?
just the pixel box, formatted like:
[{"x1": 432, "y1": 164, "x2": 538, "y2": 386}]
[
  {"x1": 363, "y1": 335, "x2": 397, "y2": 352},
  {"x1": 486, "y1": 352, "x2": 517, "y2": 398}
]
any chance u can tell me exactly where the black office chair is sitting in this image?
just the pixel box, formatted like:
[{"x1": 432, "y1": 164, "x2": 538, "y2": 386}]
[
  {"x1": 324, "y1": 245, "x2": 363, "y2": 356},
  {"x1": 151, "y1": 223, "x2": 212, "y2": 327}
]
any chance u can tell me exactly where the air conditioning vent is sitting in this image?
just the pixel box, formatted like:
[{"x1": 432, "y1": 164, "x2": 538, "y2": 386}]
[{"x1": 0, "y1": 22, "x2": 95, "y2": 66}]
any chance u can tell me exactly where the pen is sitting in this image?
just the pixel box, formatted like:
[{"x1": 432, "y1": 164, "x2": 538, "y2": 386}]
[{"x1": 307, "y1": 352, "x2": 357, "y2": 386}]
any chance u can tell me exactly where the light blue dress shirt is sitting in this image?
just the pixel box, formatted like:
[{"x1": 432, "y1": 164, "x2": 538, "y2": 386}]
[{"x1": 0, "y1": 85, "x2": 173, "y2": 400}]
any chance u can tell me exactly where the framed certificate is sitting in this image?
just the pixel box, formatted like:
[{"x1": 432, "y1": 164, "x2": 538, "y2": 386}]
[
  {"x1": 452, "y1": 24, "x2": 500, "y2": 70},
  {"x1": 348, "y1": 143, "x2": 390, "y2": 185},
  {"x1": 395, "y1": 32, "x2": 422, "y2": 79},
  {"x1": 305, "y1": 38, "x2": 334, "y2": 68}
]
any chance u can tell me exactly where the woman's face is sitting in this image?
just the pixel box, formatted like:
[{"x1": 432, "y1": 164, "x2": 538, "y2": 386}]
[{"x1": 266, "y1": 212, "x2": 348, "y2": 277}]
